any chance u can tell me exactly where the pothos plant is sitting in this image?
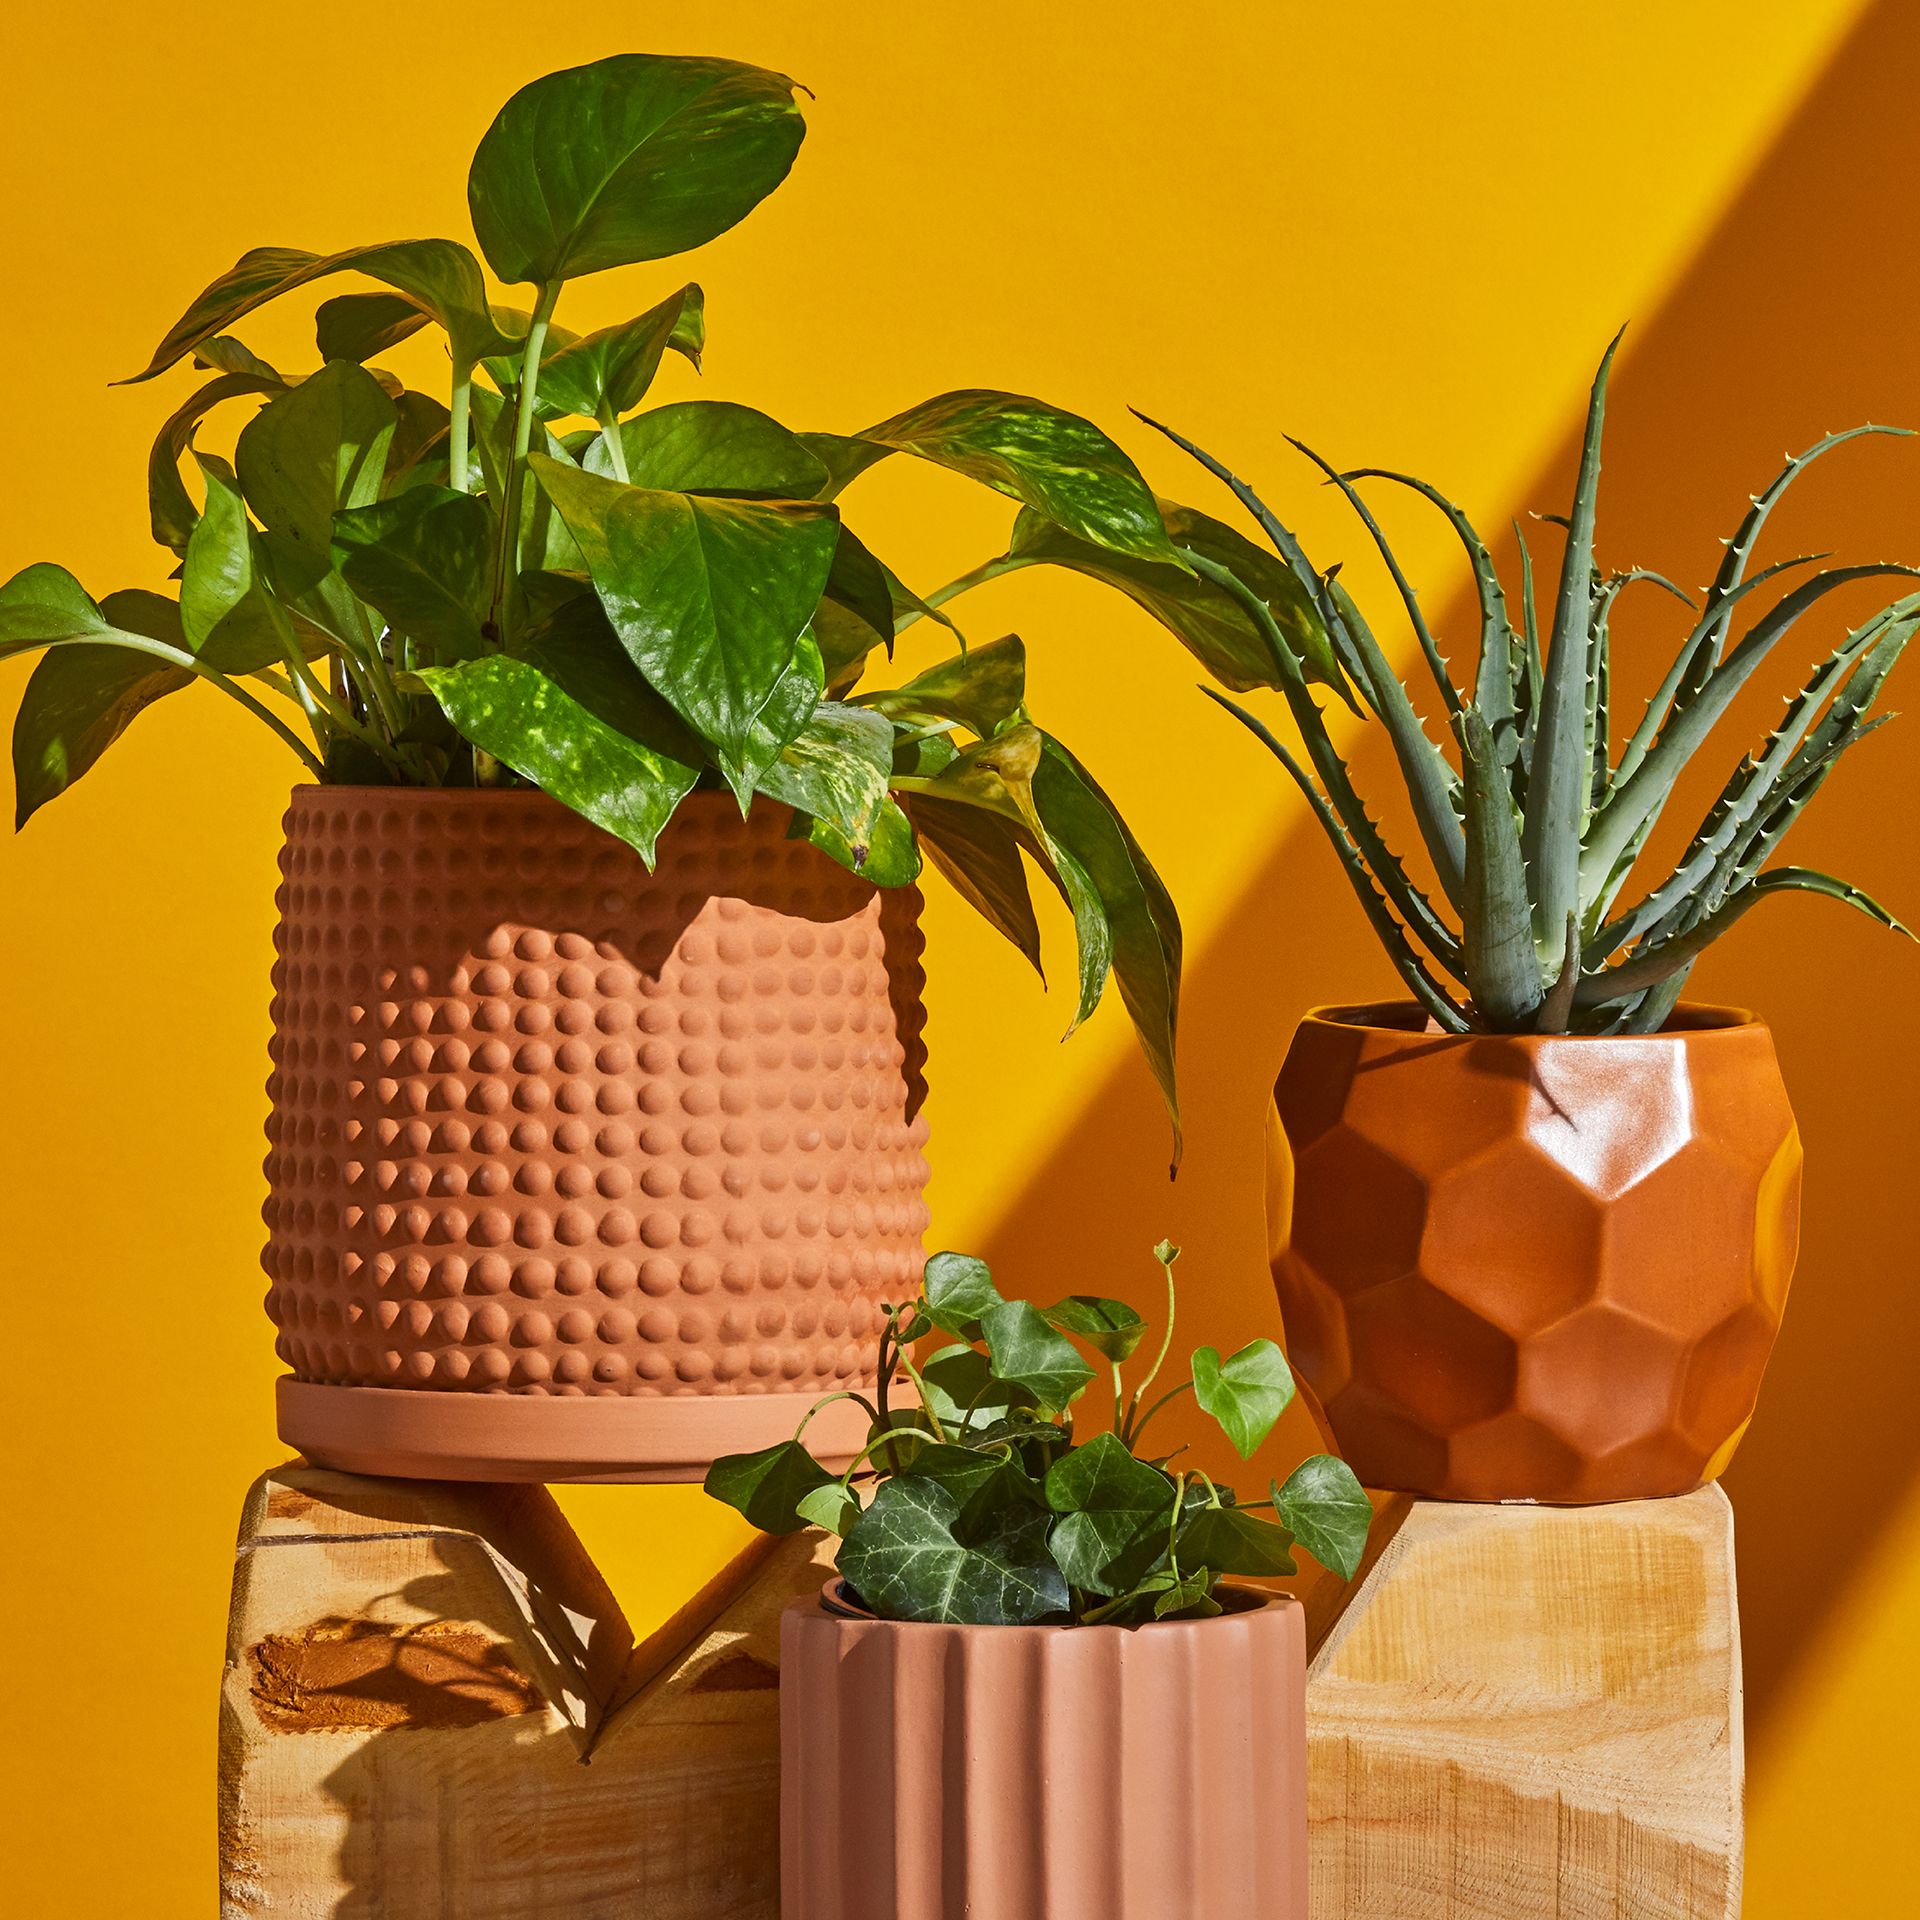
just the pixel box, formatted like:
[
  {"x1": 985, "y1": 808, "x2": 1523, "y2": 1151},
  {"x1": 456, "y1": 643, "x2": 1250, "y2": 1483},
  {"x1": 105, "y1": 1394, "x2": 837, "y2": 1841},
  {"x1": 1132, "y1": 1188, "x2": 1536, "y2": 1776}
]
[
  {"x1": 0, "y1": 52, "x2": 1339, "y2": 1157},
  {"x1": 1138, "y1": 338, "x2": 1920, "y2": 1034},
  {"x1": 704, "y1": 1243, "x2": 1371, "y2": 1626}
]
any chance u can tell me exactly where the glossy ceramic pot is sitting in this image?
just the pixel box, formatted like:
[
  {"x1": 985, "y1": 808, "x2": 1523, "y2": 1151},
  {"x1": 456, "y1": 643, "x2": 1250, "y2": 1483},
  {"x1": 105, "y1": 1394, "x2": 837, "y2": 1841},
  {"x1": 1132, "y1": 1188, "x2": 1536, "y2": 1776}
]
[
  {"x1": 780, "y1": 1582, "x2": 1307, "y2": 1920},
  {"x1": 263, "y1": 785, "x2": 931, "y2": 1482},
  {"x1": 1268, "y1": 1001, "x2": 1800, "y2": 1502}
]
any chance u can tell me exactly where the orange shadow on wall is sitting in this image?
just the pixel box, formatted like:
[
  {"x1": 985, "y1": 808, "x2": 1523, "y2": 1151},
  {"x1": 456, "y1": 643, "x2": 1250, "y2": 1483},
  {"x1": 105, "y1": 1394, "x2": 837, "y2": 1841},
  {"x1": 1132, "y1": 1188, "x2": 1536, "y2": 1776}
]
[{"x1": 983, "y1": 0, "x2": 1920, "y2": 1762}]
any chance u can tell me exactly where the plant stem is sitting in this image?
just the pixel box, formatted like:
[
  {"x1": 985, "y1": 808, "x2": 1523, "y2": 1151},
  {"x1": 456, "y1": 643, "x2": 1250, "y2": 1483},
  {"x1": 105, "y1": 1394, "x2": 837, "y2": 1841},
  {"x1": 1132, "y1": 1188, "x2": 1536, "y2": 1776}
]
[
  {"x1": 793, "y1": 1389, "x2": 884, "y2": 1445},
  {"x1": 892, "y1": 553, "x2": 1027, "y2": 635},
  {"x1": 266, "y1": 599, "x2": 409, "y2": 773},
  {"x1": 595, "y1": 397, "x2": 630, "y2": 482},
  {"x1": 1122, "y1": 1245, "x2": 1181, "y2": 1441},
  {"x1": 492, "y1": 277, "x2": 562, "y2": 631},
  {"x1": 448, "y1": 368, "x2": 473, "y2": 495},
  {"x1": 1127, "y1": 1378, "x2": 1194, "y2": 1452},
  {"x1": 29, "y1": 635, "x2": 323, "y2": 777},
  {"x1": 894, "y1": 1342, "x2": 951, "y2": 1444}
]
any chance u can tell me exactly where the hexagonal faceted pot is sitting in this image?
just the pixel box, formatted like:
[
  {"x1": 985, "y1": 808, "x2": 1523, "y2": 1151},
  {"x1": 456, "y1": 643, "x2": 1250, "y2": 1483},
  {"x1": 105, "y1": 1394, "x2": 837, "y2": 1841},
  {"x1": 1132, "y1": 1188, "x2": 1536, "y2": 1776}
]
[
  {"x1": 1268, "y1": 1001, "x2": 1801, "y2": 1503},
  {"x1": 264, "y1": 785, "x2": 931, "y2": 1483},
  {"x1": 780, "y1": 1582, "x2": 1307, "y2": 1920}
]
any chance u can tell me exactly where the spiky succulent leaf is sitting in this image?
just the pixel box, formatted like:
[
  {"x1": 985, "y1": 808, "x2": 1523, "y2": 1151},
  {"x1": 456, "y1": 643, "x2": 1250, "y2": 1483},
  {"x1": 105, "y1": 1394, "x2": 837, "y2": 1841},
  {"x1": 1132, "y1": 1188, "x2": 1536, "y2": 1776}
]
[
  {"x1": 1522, "y1": 331, "x2": 1621, "y2": 952},
  {"x1": 1456, "y1": 704, "x2": 1543, "y2": 1029}
]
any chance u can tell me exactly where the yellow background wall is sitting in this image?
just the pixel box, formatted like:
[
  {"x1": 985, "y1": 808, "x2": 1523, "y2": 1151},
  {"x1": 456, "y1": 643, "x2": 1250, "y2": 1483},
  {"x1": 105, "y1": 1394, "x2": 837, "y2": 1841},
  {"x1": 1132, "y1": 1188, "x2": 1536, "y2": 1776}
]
[{"x1": 2, "y1": 3, "x2": 1911, "y2": 1911}]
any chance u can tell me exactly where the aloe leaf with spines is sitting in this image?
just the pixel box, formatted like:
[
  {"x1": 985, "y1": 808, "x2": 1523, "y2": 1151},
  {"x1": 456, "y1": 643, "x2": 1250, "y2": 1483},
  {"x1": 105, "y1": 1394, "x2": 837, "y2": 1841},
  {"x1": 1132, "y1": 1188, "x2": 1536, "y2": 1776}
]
[
  {"x1": 706, "y1": 1242, "x2": 1370, "y2": 1625},
  {"x1": 1151, "y1": 340, "x2": 1918, "y2": 1033}
]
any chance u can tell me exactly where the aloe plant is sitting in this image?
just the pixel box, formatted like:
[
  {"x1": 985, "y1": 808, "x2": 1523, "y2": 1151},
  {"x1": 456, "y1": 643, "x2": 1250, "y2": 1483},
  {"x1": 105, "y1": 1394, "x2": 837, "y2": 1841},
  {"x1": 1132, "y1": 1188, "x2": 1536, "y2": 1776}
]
[
  {"x1": 705, "y1": 1241, "x2": 1371, "y2": 1626},
  {"x1": 1141, "y1": 335, "x2": 1920, "y2": 1034},
  {"x1": 0, "y1": 52, "x2": 1313, "y2": 1155}
]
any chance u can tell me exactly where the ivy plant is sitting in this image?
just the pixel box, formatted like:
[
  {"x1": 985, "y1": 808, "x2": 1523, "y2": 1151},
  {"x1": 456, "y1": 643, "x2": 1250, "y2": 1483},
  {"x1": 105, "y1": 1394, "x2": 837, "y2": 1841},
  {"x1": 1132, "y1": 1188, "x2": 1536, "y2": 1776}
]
[
  {"x1": 0, "y1": 52, "x2": 1329, "y2": 1157},
  {"x1": 704, "y1": 1242, "x2": 1372, "y2": 1626}
]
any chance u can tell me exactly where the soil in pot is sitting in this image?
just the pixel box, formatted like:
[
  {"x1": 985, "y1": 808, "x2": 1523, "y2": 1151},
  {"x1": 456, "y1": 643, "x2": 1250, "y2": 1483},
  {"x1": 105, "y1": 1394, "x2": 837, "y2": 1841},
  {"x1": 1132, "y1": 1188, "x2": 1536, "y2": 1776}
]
[
  {"x1": 1268, "y1": 1000, "x2": 1801, "y2": 1502},
  {"x1": 263, "y1": 785, "x2": 931, "y2": 1482}
]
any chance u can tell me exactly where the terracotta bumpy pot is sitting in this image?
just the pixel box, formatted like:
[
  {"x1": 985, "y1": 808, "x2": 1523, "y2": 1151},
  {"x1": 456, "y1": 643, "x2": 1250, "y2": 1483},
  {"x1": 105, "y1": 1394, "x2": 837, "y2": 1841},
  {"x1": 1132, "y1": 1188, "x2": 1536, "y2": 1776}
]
[
  {"x1": 781, "y1": 1583, "x2": 1307, "y2": 1920},
  {"x1": 1268, "y1": 1001, "x2": 1800, "y2": 1503},
  {"x1": 263, "y1": 786, "x2": 931, "y2": 1482}
]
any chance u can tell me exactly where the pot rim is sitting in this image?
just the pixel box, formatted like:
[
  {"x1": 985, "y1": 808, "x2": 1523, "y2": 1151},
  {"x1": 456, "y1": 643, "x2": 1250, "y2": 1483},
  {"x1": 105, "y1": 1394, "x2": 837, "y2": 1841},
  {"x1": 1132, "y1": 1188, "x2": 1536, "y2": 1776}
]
[
  {"x1": 812, "y1": 1575, "x2": 1288, "y2": 1632},
  {"x1": 1302, "y1": 997, "x2": 1764, "y2": 1041}
]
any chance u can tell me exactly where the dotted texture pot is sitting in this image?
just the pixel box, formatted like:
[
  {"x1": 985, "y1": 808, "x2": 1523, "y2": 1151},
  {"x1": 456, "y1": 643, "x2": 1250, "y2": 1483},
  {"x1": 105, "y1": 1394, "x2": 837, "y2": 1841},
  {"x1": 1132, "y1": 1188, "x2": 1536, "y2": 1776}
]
[
  {"x1": 781, "y1": 1584, "x2": 1307, "y2": 1920},
  {"x1": 264, "y1": 786, "x2": 931, "y2": 1483},
  {"x1": 1268, "y1": 1001, "x2": 1800, "y2": 1503}
]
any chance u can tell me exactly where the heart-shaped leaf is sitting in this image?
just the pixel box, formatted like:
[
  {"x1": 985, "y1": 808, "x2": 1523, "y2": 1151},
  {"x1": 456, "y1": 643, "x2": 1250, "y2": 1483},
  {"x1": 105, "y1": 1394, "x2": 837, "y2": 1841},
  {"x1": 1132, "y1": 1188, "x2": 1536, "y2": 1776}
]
[
  {"x1": 1008, "y1": 499, "x2": 1349, "y2": 699},
  {"x1": 1178, "y1": 1502, "x2": 1297, "y2": 1576},
  {"x1": 126, "y1": 239, "x2": 512, "y2": 383},
  {"x1": 413, "y1": 603, "x2": 701, "y2": 864},
  {"x1": 752, "y1": 700, "x2": 896, "y2": 874},
  {"x1": 862, "y1": 634, "x2": 1029, "y2": 741},
  {"x1": 467, "y1": 54, "x2": 805, "y2": 285},
  {"x1": 1272, "y1": 1455, "x2": 1372, "y2": 1581},
  {"x1": 795, "y1": 1482, "x2": 861, "y2": 1538},
  {"x1": 315, "y1": 291, "x2": 431, "y2": 364},
  {"x1": 1040, "y1": 1295, "x2": 1147, "y2": 1363},
  {"x1": 1043, "y1": 1431, "x2": 1179, "y2": 1595},
  {"x1": 838, "y1": 1475, "x2": 1066, "y2": 1625},
  {"x1": 703, "y1": 1439, "x2": 835, "y2": 1535},
  {"x1": 1191, "y1": 1339, "x2": 1296, "y2": 1460},
  {"x1": 901, "y1": 795, "x2": 1044, "y2": 980},
  {"x1": 10, "y1": 589, "x2": 191, "y2": 827},
  {"x1": 980, "y1": 1299, "x2": 1096, "y2": 1412},
  {"x1": 332, "y1": 486, "x2": 494, "y2": 664},
  {"x1": 537, "y1": 285, "x2": 705, "y2": 422},
  {"x1": 531, "y1": 454, "x2": 839, "y2": 796},
  {"x1": 923, "y1": 1251, "x2": 1004, "y2": 1337},
  {"x1": 147, "y1": 371, "x2": 287, "y2": 554},
  {"x1": 180, "y1": 456, "x2": 282, "y2": 669},
  {"x1": 587, "y1": 400, "x2": 828, "y2": 495},
  {"x1": 235, "y1": 360, "x2": 397, "y2": 566},
  {"x1": 855, "y1": 390, "x2": 1186, "y2": 570},
  {"x1": 915, "y1": 1342, "x2": 1032, "y2": 1436}
]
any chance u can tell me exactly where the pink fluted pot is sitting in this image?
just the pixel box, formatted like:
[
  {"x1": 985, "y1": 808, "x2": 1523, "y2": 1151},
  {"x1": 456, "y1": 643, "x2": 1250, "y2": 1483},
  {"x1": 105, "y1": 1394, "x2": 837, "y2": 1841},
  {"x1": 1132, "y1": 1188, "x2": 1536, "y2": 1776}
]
[{"x1": 780, "y1": 1583, "x2": 1307, "y2": 1920}]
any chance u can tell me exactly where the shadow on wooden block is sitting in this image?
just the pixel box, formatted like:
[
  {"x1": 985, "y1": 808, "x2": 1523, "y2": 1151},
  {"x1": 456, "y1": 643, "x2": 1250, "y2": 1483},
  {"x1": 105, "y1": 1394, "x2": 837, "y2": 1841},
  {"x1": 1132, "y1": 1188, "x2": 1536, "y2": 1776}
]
[
  {"x1": 219, "y1": 1461, "x2": 830, "y2": 1919},
  {"x1": 1303, "y1": 1484, "x2": 1742, "y2": 1920}
]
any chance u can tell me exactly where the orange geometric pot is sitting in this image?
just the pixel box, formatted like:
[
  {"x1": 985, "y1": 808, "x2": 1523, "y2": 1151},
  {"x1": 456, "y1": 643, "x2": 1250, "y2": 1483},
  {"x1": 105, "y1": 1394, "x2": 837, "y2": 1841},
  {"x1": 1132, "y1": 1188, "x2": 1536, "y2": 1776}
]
[
  {"x1": 780, "y1": 1582, "x2": 1307, "y2": 1920},
  {"x1": 1268, "y1": 1001, "x2": 1801, "y2": 1503},
  {"x1": 263, "y1": 785, "x2": 931, "y2": 1483}
]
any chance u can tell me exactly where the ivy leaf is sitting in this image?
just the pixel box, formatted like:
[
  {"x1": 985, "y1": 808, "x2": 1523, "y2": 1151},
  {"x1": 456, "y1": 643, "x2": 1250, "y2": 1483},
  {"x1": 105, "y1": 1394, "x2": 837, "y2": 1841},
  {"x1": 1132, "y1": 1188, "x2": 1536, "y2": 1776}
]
[
  {"x1": 838, "y1": 1475, "x2": 1066, "y2": 1625},
  {"x1": 1191, "y1": 1339, "x2": 1296, "y2": 1460},
  {"x1": 331, "y1": 485, "x2": 494, "y2": 663},
  {"x1": 922, "y1": 1251, "x2": 1003, "y2": 1336},
  {"x1": 1040, "y1": 1295, "x2": 1147, "y2": 1363},
  {"x1": 980, "y1": 1299, "x2": 1096, "y2": 1412},
  {"x1": 702, "y1": 1440, "x2": 834, "y2": 1535},
  {"x1": 795, "y1": 1482, "x2": 861, "y2": 1538},
  {"x1": 587, "y1": 400, "x2": 826, "y2": 495},
  {"x1": 537, "y1": 284, "x2": 704, "y2": 422},
  {"x1": 531, "y1": 454, "x2": 839, "y2": 798},
  {"x1": 467, "y1": 54, "x2": 805, "y2": 284},
  {"x1": 854, "y1": 390, "x2": 1187, "y2": 570},
  {"x1": 916, "y1": 1343, "x2": 1032, "y2": 1436},
  {"x1": 1178, "y1": 1502, "x2": 1298, "y2": 1577},
  {"x1": 1149, "y1": 1567, "x2": 1225, "y2": 1620},
  {"x1": 1043, "y1": 1431, "x2": 1179, "y2": 1596},
  {"x1": 1272, "y1": 1455, "x2": 1372, "y2": 1581}
]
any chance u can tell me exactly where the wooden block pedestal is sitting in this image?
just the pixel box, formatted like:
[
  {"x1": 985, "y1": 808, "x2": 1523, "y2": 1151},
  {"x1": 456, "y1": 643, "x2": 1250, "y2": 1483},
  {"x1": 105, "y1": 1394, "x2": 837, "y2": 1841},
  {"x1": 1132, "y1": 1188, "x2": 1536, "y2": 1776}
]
[{"x1": 218, "y1": 1467, "x2": 1740, "y2": 1918}]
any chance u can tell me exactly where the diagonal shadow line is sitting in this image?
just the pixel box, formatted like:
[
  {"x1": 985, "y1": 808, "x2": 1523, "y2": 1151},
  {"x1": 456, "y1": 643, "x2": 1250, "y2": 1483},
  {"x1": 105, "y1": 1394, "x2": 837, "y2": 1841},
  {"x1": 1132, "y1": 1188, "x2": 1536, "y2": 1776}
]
[{"x1": 982, "y1": 0, "x2": 1920, "y2": 1764}]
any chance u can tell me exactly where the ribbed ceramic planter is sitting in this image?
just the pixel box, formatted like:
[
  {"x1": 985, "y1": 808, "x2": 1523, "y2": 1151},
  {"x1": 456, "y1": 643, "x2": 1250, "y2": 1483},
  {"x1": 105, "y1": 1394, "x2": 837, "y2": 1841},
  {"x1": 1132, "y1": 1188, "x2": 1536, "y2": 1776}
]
[
  {"x1": 263, "y1": 785, "x2": 931, "y2": 1482},
  {"x1": 1268, "y1": 1000, "x2": 1801, "y2": 1502},
  {"x1": 781, "y1": 1583, "x2": 1307, "y2": 1920}
]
